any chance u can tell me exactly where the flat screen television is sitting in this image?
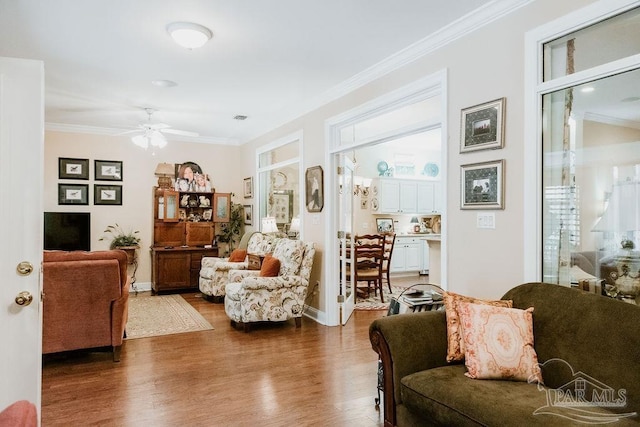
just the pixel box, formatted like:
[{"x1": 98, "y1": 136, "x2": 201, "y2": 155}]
[{"x1": 44, "y1": 212, "x2": 90, "y2": 251}]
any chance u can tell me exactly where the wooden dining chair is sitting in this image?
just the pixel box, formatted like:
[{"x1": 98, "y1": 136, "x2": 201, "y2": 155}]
[
  {"x1": 351, "y1": 234, "x2": 386, "y2": 302},
  {"x1": 382, "y1": 233, "x2": 396, "y2": 293}
]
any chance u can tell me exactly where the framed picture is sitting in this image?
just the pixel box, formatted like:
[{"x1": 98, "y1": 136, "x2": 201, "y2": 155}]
[
  {"x1": 376, "y1": 218, "x2": 394, "y2": 233},
  {"x1": 94, "y1": 184, "x2": 122, "y2": 205},
  {"x1": 271, "y1": 190, "x2": 293, "y2": 225},
  {"x1": 243, "y1": 177, "x2": 253, "y2": 198},
  {"x1": 305, "y1": 165, "x2": 324, "y2": 213},
  {"x1": 243, "y1": 204, "x2": 253, "y2": 226},
  {"x1": 58, "y1": 157, "x2": 89, "y2": 180},
  {"x1": 213, "y1": 192, "x2": 231, "y2": 222},
  {"x1": 94, "y1": 160, "x2": 123, "y2": 181},
  {"x1": 58, "y1": 184, "x2": 88, "y2": 205},
  {"x1": 202, "y1": 209, "x2": 212, "y2": 221},
  {"x1": 460, "y1": 160, "x2": 504, "y2": 210},
  {"x1": 460, "y1": 97, "x2": 505, "y2": 153}
]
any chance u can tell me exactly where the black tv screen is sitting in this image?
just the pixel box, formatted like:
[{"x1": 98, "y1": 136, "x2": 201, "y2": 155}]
[{"x1": 44, "y1": 212, "x2": 90, "y2": 251}]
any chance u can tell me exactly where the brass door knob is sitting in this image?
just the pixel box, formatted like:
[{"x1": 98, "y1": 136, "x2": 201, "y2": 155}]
[
  {"x1": 15, "y1": 291, "x2": 33, "y2": 306},
  {"x1": 16, "y1": 261, "x2": 33, "y2": 276}
]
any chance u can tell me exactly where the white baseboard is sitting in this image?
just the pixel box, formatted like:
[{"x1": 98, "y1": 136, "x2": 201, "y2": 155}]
[
  {"x1": 129, "y1": 281, "x2": 152, "y2": 293},
  {"x1": 303, "y1": 305, "x2": 328, "y2": 325}
]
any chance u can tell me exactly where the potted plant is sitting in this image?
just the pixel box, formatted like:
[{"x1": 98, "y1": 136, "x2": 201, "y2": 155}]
[
  {"x1": 100, "y1": 223, "x2": 141, "y2": 264},
  {"x1": 216, "y1": 202, "x2": 244, "y2": 256}
]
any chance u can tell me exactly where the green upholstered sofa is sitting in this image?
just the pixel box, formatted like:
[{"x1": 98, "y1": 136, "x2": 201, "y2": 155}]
[{"x1": 369, "y1": 282, "x2": 640, "y2": 426}]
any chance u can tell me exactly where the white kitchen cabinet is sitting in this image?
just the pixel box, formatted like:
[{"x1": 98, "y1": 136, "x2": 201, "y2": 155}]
[
  {"x1": 390, "y1": 236, "x2": 422, "y2": 272},
  {"x1": 379, "y1": 179, "x2": 417, "y2": 213},
  {"x1": 417, "y1": 181, "x2": 442, "y2": 214}
]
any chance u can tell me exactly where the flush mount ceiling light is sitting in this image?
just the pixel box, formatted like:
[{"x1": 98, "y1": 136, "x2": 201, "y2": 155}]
[{"x1": 167, "y1": 22, "x2": 212, "y2": 49}]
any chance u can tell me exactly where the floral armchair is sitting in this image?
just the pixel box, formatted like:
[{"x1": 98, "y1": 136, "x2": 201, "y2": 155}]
[
  {"x1": 224, "y1": 239, "x2": 316, "y2": 331},
  {"x1": 198, "y1": 232, "x2": 280, "y2": 301}
]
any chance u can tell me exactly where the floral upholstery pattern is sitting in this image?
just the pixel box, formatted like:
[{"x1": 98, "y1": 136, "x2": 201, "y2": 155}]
[
  {"x1": 224, "y1": 241, "x2": 315, "y2": 328},
  {"x1": 198, "y1": 232, "x2": 280, "y2": 298},
  {"x1": 271, "y1": 239, "x2": 306, "y2": 276}
]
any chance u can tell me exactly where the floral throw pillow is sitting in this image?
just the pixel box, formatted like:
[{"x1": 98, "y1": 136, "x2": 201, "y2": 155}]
[
  {"x1": 456, "y1": 301, "x2": 543, "y2": 383},
  {"x1": 443, "y1": 291, "x2": 512, "y2": 362}
]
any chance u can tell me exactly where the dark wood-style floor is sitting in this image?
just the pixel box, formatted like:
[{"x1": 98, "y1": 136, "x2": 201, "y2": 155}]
[{"x1": 41, "y1": 292, "x2": 392, "y2": 426}]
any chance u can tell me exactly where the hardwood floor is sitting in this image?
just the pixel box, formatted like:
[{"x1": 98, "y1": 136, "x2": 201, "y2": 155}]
[{"x1": 41, "y1": 293, "x2": 390, "y2": 426}]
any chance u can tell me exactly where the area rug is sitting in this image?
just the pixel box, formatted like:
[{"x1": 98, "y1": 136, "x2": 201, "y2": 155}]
[
  {"x1": 354, "y1": 286, "x2": 407, "y2": 311},
  {"x1": 125, "y1": 293, "x2": 213, "y2": 339}
]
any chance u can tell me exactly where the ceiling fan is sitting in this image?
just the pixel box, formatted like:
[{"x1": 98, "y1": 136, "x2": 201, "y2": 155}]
[{"x1": 123, "y1": 108, "x2": 199, "y2": 149}]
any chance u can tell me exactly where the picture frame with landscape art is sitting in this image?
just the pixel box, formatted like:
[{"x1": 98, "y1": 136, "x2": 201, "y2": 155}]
[
  {"x1": 460, "y1": 98, "x2": 505, "y2": 153},
  {"x1": 460, "y1": 160, "x2": 504, "y2": 210}
]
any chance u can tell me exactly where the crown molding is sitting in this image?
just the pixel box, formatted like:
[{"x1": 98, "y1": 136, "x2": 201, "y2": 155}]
[
  {"x1": 583, "y1": 112, "x2": 640, "y2": 130},
  {"x1": 45, "y1": 122, "x2": 240, "y2": 146},
  {"x1": 242, "y1": 0, "x2": 533, "y2": 144}
]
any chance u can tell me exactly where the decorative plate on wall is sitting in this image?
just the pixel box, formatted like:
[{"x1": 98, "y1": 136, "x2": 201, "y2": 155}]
[
  {"x1": 273, "y1": 171, "x2": 288, "y2": 188},
  {"x1": 377, "y1": 161, "x2": 389, "y2": 176},
  {"x1": 423, "y1": 162, "x2": 439, "y2": 177}
]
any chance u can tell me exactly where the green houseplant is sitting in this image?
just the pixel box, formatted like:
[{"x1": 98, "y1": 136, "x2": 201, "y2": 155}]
[
  {"x1": 100, "y1": 223, "x2": 141, "y2": 263},
  {"x1": 216, "y1": 202, "x2": 244, "y2": 256}
]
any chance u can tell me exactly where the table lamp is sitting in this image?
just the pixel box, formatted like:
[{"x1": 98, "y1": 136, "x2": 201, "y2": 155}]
[
  {"x1": 289, "y1": 217, "x2": 300, "y2": 239},
  {"x1": 261, "y1": 217, "x2": 279, "y2": 234},
  {"x1": 411, "y1": 216, "x2": 421, "y2": 233},
  {"x1": 154, "y1": 162, "x2": 175, "y2": 189}
]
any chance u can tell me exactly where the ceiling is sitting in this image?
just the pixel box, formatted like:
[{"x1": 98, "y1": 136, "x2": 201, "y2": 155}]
[{"x1": 0, "y1": 0, "x2": 494, "y2": 145}]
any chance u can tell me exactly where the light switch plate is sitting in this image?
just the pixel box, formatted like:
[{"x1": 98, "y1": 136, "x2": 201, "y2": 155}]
[
  {"x1": 477, "y1": 212, "x2": 495, "y2": 229},
  {"x1": 312, "y1": 215, "x2": 320, "y2": 225}
]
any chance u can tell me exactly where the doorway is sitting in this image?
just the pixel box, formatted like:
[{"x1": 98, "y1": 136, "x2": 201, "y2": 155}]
[{"x1": 324, "y1": 70, "x2": 448, "y2": 326}]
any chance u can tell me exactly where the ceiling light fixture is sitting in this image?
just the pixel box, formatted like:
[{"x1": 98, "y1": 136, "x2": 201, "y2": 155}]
[
  {"x1": 152, "y1": 79, "x2": 177, "y2": 88},
  {"x1": 167, "y1": 22, "x2": 212, "y2": 49},
  {"x1": 132, "y1": 130, "x2": 167, "y2": 150},
  {"x1": 581, "y1": 86, "x2": 595, "y2": 93}
]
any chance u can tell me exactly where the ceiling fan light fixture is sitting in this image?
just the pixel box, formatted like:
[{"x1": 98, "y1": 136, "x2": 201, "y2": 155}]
[
  {"x1": 132, "y1": 134, "x2": 149, "y2": 149},
  {"x1": 167, "y1": 22, "x2": 212, "y2": 49}
]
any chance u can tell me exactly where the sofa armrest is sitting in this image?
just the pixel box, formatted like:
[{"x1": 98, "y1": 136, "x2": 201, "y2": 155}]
[
  {"x1": 242, "y1": 276, "x2": 307, "y2": 291},
  {"x1": 201, "y1": 256, "x2": 228, "y2": 268},
  {"x1": 228, "y1": 269, "x2": 260, "y2": 283},
  {"x1": 215, "y1": 261, "x2": 248, "y2": 272},
  {"x1": 369, "y1": 310, "x2": 448, "y2": 426}
]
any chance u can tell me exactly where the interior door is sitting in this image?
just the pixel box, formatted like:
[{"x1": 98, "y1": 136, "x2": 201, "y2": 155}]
[
  {"x1": 338, "y1": 154, "x2": 355, "y2": 325},
  {"x1": 0, "y1": 57, "x2": 44, "y2": 416}
]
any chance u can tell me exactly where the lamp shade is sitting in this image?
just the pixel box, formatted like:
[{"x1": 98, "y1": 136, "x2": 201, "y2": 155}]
[
  {"x1": 261, "y1": 217, "x2": 278, "y2": 233},
  {"x1": 592, "y1": 181, "x2": 640, "y2": 233},
  {"x1": 289, "y1": 217, "x2": 301, "y2": 232},
  {"x1": 154, "y1": 162, "x2": 174, "y2": 176},
  {"x1": 410, "y1": 216, "x2": 419, "y2": 224}
]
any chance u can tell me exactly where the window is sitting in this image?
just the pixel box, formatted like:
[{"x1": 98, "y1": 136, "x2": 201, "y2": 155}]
[
  {"x1": 536, "y1": 5, "x2": 640, "y2": 287},
  {"x1": 256, "y1": 133, "x2": 302, "y2": 237}
]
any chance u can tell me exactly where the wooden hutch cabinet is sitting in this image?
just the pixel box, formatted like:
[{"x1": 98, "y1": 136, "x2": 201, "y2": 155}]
[{"x1": 151, "y1": 187, "x2": 225, "y2": 294}]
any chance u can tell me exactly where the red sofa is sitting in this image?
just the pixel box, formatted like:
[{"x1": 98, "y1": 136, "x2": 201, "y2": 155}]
[{"x1": 42, "y1": 250, "x2": 130, "y2": 361}]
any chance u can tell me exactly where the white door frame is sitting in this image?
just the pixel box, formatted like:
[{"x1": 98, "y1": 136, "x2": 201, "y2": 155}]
[
  {"x1": 324, "y1": 70, "x2": 448, "y2": 326},
  {"x1": 0, "y1": 57, "x2": 44, "y2": 418}
]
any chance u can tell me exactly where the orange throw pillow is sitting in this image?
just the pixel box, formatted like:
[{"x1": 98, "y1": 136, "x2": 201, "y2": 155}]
[
  {"x1": 443, "y1": 291, "x2": 513, "y2": 362},
  {"x1": 228, "y1": 249, "x2": 247, "y2": 262},
  {"x1": 259, "y1": 255, "x2": 280, "y2": 277}
]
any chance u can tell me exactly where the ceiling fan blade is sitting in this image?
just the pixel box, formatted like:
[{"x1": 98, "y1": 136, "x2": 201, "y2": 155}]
[
  {"x1": 113, "y1": 129, "x2": 142, "y2": 136},
  {"x1": 148, "y1": 123, "x2": 170, "y2": 130},
  {"x1": 161, "y1": 128, "x2": 199, "y2": 137}
]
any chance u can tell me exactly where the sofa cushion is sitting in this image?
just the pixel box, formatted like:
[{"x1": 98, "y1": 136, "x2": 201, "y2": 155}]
[
  {"x1": 259, "y1": 255, "x2": 280, "y2": 277},
  {"x1": 228, "y1": 249, "x2": 247, "y2": 262},
  {"x1": 443, "y1": 291, "x2": 513, "y2": 362},
  {"x1": 457, "y1": 302, "x2": 542, "y2": 382}
]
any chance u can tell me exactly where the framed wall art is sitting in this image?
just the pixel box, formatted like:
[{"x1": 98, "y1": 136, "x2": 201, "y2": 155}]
[
  {"x1": 94, "y1": 160, "x2": 123, "y2": 181},
  {"x1": 58, "y1": 184, "x2": 89, "y2": 205},
  {"x1": 460, "y1": 97, "x2": 505, "y2": 153},
  {"x1": 213, "y1": 192, "x2": 231, "y2": 222},
  {"x1": 376, "y1": 218, "x2": 394, "y2": 233},
  {"x1": 243, "y1": 204, "x2": 253, "y2": 226},
  {"x1": 243, "y1": 177, "x2": 253, "y2": 198},
  {"x1": 272, "y1": 190, "x2": 293, "y2": 225},
  {"x1": 460, "y1": 160, "x2": 504, "y2": 210},
  {"x1": 305, "y1": 165, "x2": 324, "y2": 213},
  {"x1": 94, "y1": 184, "x2": 122, "y2": 205},
  {"x1": 59, "y1": 157, "x2": 89, "y2": 180}
]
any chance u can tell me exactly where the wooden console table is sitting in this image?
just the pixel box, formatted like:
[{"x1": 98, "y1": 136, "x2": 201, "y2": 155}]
[{"x1": 151, "y1": 246, "x2": 218, "y2": 294}]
